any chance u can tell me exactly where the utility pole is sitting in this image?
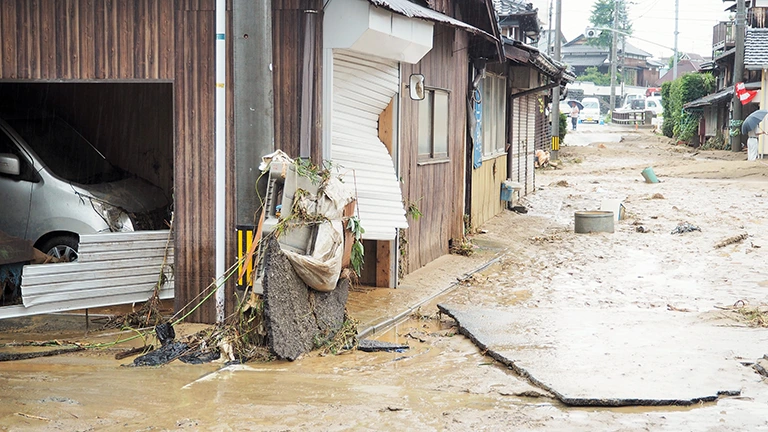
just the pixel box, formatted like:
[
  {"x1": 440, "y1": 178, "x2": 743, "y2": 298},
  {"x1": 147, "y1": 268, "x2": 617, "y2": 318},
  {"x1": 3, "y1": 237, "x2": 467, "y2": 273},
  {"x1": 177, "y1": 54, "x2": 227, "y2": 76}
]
[
  {"x1": 732, "y1": 0, "x2": 746, "y2": 152},
  {"x1": 551, "y1": 0, "x2": 562, "y2": 161},
  {"x1": 673, "y1": 0, "x2": 679, "y2": 79},
  {"x1": 609, "y1": 0, "x2": 620, "y2": 119},
  {"x1": 547, "y1": 0, "x2": 553, "y2": 56}
]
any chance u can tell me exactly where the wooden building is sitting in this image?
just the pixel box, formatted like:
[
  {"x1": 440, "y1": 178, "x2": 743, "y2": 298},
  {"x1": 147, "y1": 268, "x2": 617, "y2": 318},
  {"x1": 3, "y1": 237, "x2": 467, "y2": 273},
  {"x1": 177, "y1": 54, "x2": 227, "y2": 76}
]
[{"x1": 0, "y1": 0, "x2": 506, "y2": 322}]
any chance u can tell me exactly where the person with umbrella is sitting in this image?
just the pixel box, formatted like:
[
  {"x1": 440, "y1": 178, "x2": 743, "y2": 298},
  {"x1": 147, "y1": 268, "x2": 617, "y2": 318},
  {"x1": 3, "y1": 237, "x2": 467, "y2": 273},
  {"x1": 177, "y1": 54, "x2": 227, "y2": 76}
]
[
  {"x1": 569, "y1": 101, "x2": 581, "y2": 131},
  {"x1": 741, "y1": 110, "x2": 768, "y2": 160}
]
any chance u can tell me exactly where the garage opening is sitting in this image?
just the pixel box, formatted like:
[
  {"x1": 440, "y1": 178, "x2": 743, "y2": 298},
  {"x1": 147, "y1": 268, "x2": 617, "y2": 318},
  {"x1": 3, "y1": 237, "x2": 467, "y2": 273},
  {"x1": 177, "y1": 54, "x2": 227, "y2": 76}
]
[{"x1": 0, "y1": 82, "x2": 174, "y2": 310}]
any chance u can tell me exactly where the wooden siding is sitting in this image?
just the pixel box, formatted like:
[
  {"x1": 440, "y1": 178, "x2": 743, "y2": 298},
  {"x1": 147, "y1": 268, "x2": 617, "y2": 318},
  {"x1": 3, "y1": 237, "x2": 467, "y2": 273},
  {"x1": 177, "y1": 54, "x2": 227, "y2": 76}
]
[
  {"x1": 0, "y1": 0, "x2": 175, "y2": 80},
  {"x1": 400, "y1": 25, "x2": 468, "y2": 274},
  {"x1": 273, "y1": 0, "x2": 323, "y2": 163},
  {"x1": 470, "y1": 154, "x2": 507, "y2": 227},
  {"x1": 0, "y1": 82, "x2": 174, "y2": 195},
  {"x1": 173, "y1": 6, "x2": 217, "y2": 322}
]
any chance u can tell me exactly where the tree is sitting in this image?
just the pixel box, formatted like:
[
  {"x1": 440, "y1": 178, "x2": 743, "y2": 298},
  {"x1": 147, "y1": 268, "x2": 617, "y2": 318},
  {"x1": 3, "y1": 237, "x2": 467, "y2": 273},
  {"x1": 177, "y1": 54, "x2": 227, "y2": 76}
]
[
  {"x1": 576, "y1": 67, "x2": 611, "y2": 86},
  {"x1": 588, "y1": 0, "x2": 632, "y2": 48}
]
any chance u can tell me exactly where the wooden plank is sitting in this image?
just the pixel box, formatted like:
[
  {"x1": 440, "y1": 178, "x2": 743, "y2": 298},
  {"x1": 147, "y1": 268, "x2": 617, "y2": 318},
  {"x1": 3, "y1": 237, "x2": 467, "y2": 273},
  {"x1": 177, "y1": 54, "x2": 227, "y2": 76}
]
[
  {"x1": 378, "y1": 97, "x2": 395, "y2": 157},
  {"x1": 376, "y1": 240, "x2": 393, "y2": 288},
  {"x1": 0, "y1": 1, "x2": 18, "y2": 78},
  {"x1": 116, "y1": 0, "x2": 134, "y2": 79}
]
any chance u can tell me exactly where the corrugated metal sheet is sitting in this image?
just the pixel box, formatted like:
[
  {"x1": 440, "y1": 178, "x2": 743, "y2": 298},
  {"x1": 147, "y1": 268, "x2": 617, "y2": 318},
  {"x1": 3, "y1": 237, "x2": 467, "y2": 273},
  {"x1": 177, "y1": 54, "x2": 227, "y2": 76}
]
[
  {"x1": 331, "y1": 50, "x2": 408, "y2": 240},
  {"x1": 367, "y1": 0, "x2": 492, "y2": 39},
  {"x1": 526, "y1": 95, "x2": 536, "y2": 194},
  {"x1": 0, "y1": 231, "x2": 174, "y2": 319}
]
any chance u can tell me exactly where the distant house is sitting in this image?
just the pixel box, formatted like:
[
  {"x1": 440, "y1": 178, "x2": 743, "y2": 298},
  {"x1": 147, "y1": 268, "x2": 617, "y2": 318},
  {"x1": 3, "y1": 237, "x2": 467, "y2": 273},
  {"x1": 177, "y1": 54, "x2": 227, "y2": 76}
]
[
  {"x1": 655, "y1": 60, "x2": 704, "y2": 85},
  {"x1": 684, "y1": 3, "x2": 767, "y2": 146},
  {"x1": 562, "y1": 35, "x2": 659, "y2": 87},
  {"x1": 536, "y1": 29, "x2": 567, "y2": 57}
]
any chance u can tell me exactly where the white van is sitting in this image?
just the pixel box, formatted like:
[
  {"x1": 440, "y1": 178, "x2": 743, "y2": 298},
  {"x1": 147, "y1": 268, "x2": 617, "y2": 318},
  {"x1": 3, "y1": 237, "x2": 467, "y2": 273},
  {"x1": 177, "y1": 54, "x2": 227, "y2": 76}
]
[
  {"x1": 579, "y1": 98, "x2": 601, "y2": 124},
  {"x1": 0, "y1": 115, "x2": 170, "y2": 261}
]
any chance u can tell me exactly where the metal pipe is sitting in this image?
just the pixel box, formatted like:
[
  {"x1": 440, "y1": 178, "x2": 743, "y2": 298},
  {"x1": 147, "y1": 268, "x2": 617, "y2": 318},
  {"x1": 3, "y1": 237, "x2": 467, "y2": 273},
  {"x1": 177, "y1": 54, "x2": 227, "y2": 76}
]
[{"x1": 215, "y1": 0, "x2": 226, "y2": 323}]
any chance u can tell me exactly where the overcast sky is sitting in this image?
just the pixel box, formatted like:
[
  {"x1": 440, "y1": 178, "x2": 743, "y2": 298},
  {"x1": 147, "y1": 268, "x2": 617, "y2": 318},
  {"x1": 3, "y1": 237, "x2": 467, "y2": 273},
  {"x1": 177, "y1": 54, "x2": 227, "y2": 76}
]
[{"x1": 528, "y1": 0, "x2": 732, "y2": 59}]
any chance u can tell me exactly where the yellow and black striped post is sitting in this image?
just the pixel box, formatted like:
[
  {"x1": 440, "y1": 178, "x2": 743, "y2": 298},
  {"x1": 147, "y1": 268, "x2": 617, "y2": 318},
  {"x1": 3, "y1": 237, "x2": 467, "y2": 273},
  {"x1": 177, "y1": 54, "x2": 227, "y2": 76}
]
[
  {"x1": 236, "y1": 225, "x2": 255, "y2": 289},
  {"x1": 551, "y1": 135, "x2": 560, "y2": 152}
]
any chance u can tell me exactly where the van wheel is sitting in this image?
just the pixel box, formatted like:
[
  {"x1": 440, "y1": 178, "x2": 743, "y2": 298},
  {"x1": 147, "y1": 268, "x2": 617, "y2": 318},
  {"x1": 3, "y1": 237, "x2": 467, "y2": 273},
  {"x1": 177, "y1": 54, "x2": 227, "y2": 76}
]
[{"x1": 39, "y1": 235, "x2": 79, "y2": 262}]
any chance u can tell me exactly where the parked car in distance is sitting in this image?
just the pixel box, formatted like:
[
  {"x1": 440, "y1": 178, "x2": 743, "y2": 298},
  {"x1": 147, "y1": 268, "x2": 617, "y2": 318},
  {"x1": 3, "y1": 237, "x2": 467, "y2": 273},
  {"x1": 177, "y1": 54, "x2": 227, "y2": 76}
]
[
  {"x1": 579, "y1": 97, "x2": 601, "y2": 124},
  {"x1": 0, "y1": 115, "x2": 170, "y2": 261},
  {"x1": 624, "y1": 96, "x2": 664, "y2": 116}
]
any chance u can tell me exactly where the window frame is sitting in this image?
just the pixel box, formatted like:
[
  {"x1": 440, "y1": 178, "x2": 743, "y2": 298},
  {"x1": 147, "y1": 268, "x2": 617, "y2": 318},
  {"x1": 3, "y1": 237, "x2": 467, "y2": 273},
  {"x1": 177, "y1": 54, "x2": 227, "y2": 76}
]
[
  {"x1": 417, "y1": 87, "x2": 451, "y2": 164},
  {"x1": 480, "y1": 72, "x2": 507, "y2": 160}
]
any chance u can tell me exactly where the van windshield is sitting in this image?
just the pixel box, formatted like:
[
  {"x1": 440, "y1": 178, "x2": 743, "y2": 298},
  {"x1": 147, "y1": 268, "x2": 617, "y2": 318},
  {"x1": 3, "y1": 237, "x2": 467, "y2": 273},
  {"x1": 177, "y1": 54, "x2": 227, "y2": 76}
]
[
  {"x1": 583, "y1": 101, "x2": 599, "y2": 109},
  {"x1": 6, "y1": 117, "x2": 125, "y2": 185}
]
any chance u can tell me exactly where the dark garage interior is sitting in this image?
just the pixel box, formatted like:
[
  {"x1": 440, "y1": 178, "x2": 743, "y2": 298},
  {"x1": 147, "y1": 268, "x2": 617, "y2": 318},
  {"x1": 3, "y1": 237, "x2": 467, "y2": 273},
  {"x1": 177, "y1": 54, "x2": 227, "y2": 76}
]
[{"x1": 0, "y1": 82, "x2": 174, "y2": 198}]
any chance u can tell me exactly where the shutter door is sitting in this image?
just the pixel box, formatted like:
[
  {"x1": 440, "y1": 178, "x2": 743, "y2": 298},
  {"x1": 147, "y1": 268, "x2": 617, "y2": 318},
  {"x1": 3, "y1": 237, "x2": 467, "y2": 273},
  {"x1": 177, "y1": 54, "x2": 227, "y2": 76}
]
[
  {"x1": 526, "y1": 95, "x2": 536, "y2": 195},
  {"x1": 331, "y1": 50, "x2": 408, "y2": 240}
]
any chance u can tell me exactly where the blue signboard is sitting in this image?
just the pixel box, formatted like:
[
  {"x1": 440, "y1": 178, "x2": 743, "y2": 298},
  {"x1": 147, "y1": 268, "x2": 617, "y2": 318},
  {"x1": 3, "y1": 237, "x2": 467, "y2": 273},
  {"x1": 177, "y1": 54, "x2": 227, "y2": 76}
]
[{"x1": 472, "y1": 87, "x2": 483, "y2": 169}]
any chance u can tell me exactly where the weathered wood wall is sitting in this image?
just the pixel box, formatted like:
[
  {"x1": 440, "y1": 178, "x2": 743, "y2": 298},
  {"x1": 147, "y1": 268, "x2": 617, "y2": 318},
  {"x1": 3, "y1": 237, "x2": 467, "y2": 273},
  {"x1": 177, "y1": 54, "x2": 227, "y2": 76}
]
[
  {"x1": 0, "y1": 0, "x2": 175, "y2": 80},
  {"x1": 0, "y1": 0, "x2": 240, "y2": 323},
  {"x1": 272, "y1": 0, "x2": 323, "y2": 163},
  {"x1": 400, "y1": 25, "x2": 468, "y2": 274}
]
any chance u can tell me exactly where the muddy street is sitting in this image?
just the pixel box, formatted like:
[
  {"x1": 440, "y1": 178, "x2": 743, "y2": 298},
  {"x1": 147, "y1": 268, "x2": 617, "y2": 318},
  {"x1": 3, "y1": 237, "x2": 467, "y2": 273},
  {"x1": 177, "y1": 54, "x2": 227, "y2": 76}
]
[{"x1": 2, "y1": 128, "x2": 768, "y2": 431}]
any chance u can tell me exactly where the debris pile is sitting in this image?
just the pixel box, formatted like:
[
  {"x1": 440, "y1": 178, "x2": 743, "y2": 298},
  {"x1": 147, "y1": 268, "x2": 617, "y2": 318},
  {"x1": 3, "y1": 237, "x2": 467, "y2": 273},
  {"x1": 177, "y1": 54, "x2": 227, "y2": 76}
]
[{"x1": 671, "y1": 222, "x2": 701, "y2": 235}]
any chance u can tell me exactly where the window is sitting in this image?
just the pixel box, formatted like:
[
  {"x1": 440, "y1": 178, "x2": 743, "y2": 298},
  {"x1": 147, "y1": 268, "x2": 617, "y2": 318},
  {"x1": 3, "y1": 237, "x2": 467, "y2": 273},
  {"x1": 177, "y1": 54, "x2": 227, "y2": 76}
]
[
  {"x1": 481, "y1": 73, "x2": 507, "y2": 157},
  {"x1": 418, "y1": 89, "x2": 449, "y2": 161}
]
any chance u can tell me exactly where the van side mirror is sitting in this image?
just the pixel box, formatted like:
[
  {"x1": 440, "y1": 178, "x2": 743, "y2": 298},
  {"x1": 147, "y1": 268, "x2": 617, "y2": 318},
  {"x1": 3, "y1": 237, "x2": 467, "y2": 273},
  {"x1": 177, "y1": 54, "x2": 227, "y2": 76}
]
[{"x1": 0, "y1": 153, "x2": 20, "y2": 176}]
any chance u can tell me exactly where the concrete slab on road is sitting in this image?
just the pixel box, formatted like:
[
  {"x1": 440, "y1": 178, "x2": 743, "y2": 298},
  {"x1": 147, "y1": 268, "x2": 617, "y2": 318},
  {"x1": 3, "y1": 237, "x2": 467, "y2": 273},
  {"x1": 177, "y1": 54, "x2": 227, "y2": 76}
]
[
  {"x1": 563, "y1": 123, "x2": 636, "y2": 147},
  {"x1": 438, "y1": 304, "x2": 768, "y2": 407}
]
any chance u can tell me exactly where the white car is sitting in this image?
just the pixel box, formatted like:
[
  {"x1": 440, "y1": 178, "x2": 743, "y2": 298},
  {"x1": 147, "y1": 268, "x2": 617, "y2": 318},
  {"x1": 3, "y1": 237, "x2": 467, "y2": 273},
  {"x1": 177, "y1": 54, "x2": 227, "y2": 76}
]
[
  {"x1": 625, "y1": 96, "x2": 663, "y2": 116},
  {"x1": 579, "y1": 98, "x2": 601, "y2": 124}
]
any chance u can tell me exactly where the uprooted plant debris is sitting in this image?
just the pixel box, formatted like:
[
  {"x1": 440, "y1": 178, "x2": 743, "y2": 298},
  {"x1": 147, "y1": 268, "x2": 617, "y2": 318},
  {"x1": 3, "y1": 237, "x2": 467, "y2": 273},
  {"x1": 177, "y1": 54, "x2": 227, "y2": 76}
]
[
  {"x1": 714, "y1": 233, "x2": 749, "y2": 249},
  {"x1": 717, "y1": 301, "x2": 768, "y2": 328},
  {"x1": 671, "y1": 222, "x2": 701, "y2": 235}
]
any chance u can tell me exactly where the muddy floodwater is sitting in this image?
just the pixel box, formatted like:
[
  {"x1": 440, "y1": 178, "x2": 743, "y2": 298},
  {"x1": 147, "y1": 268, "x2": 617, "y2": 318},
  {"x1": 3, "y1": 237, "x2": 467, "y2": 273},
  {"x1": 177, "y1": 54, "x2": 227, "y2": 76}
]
[{"x1": 2, "y1": 128, "x2": 768, "y2": 431}]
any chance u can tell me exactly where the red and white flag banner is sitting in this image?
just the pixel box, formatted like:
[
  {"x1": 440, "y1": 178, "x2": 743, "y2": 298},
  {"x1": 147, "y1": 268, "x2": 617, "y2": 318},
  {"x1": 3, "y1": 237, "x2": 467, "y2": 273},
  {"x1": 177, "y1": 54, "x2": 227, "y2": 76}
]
[{"x1": 735, "y1": 82, "x2": 758, "y2": 105}]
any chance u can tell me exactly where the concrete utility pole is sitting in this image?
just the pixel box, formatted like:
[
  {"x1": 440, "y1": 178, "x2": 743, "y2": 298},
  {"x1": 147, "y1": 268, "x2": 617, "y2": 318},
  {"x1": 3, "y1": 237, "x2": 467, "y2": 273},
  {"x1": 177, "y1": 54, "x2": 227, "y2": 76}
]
[
  {"x1": 673, "y1": 0, "x2": 679, "y2": 79},
  {"x1": 551, "y1": 0, "x2": 562, "y2": 161},
  {"x1": 609, "y1": 0, "x2": 620, "y2": 119},
  {"x1": 732, "y1": 0, "x2": 746, "y2": 152}
]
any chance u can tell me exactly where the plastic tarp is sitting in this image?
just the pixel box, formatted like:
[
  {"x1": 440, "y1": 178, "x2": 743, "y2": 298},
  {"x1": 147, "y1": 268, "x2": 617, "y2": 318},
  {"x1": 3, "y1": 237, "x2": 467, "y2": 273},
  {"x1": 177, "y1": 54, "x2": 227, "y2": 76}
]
[{"x1": 280, "y1": 175, "x2": 355, "y2": 292}]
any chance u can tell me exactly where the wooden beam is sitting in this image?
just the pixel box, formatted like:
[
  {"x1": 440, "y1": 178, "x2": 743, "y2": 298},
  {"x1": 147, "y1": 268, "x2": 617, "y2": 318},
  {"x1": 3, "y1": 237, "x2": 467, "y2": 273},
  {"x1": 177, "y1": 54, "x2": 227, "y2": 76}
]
[{"x1": 376, "y1": 240, "x2": 394, "y2": 288}]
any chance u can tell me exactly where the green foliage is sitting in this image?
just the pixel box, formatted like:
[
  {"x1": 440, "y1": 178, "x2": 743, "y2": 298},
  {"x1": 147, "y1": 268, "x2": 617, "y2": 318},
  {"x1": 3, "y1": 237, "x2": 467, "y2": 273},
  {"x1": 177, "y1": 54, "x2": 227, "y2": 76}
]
[
  {"x1": 660, "y1": 73, "x2": 715, "y2": 142},
  {"x1": 576, "y1": 67, "x2": 611, "y2": 86},
  {"x1": 588, "y1": 0, "x2": 632, "y2": 48},
  {"x1": 559, "y1": 112, "x2": 568, "y2": 143},
  {"x1": 347, "y1": 216, "x2": 365, "y2": 276}
]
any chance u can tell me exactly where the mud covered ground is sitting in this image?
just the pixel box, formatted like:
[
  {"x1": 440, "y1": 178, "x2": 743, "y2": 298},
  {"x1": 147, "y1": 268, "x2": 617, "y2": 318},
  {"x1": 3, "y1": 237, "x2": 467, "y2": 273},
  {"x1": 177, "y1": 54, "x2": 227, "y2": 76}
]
[{"x1": 1, "y1": 129, "x2": 768, "y2": 431}]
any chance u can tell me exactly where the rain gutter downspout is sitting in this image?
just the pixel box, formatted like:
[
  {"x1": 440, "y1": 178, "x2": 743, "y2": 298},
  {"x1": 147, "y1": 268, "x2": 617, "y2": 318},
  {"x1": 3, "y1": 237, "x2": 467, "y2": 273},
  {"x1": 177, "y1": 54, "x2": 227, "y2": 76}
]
[{"x1": 215, "y1": 0, "x2": 226, "y2": 323}]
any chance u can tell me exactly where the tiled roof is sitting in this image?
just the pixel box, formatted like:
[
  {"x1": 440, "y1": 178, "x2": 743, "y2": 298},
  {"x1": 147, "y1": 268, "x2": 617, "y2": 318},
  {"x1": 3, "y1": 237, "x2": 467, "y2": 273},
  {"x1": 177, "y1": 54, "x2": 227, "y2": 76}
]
[
  {"x1": 744, "y1": 28, "x2": 768, "y2": 70},
  {"x1": 492, "y1": 0, "x2": 535, "y2": 17}
]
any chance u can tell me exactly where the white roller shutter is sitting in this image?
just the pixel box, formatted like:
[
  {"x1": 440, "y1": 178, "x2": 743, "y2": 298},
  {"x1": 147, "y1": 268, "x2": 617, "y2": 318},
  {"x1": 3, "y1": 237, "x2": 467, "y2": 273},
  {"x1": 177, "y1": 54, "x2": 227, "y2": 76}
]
[
  {"x1": 331, "y1": 50, "x2": 408, "y2": 240},
  {"x1": 526, "y1": 95, "x2": 536, "y2": 195}
]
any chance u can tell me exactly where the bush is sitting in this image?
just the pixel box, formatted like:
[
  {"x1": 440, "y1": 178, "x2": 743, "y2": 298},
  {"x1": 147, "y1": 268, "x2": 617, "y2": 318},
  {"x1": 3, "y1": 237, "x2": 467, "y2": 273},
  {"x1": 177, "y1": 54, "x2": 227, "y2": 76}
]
[
  {"x1": 661, "y1": 73, "x2": 714, "y2": 143},
  {"x1": 559, "y1": 112, "x2": 568, "y2": 143}
]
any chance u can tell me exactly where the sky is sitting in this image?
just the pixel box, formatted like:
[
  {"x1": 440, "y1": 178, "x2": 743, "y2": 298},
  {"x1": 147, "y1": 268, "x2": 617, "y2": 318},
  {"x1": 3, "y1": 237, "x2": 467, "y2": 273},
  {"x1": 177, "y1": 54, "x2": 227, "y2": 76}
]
[{"x1": 528, "y1": 0, "x2": 733, "y2": 59}]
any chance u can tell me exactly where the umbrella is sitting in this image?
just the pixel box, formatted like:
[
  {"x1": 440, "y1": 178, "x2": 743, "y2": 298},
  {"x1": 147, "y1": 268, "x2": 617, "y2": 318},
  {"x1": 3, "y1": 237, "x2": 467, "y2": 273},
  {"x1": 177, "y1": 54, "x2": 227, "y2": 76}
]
[
  {"x1": 567, "y1": 100, "x2": 584, "y2": 110},
  {"x1": 741, "y1": 109, "x2": 768, "y2": 135}
]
